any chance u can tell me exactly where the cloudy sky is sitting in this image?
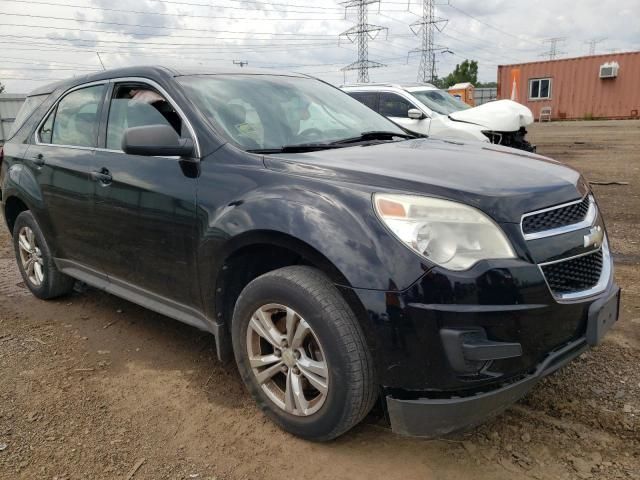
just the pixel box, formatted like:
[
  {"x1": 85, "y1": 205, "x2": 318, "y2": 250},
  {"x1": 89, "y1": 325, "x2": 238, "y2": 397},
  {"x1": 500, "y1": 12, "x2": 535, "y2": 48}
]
[{"x1": 0, "y1": 0, "x2": 639, "y2": 93}]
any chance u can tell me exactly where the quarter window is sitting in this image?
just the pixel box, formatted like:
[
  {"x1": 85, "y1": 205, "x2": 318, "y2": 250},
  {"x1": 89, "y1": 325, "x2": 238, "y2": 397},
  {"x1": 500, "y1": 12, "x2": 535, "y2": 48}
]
[
  {"x1": 379, "y1": 93, "x2": 415, "y2": 118},
  {"x1": 9, "y1": 94, "x2": 48, "y2": 138},
  {"x1": 41, "y1": 85, "x2": 105, "y2": 147},
  {"x1": 106, "y1": 83, "x2": 185, "y2": 151},
  {"x1": 529, "y1": 78, "x2": 552, "y2": 100},
  {"x1": 349, "y1": 92, "x2": 378, "y2": 112}
]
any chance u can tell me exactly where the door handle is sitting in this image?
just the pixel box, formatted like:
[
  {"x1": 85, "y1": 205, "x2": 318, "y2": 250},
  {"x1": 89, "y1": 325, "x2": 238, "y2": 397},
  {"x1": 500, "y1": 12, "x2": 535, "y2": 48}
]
[
  {"x1": 90, "y1": 168, "x2": 112, "y2": 185},
  {"x1": 31, "y1": 153, "x2": 45, "y2": 166}
]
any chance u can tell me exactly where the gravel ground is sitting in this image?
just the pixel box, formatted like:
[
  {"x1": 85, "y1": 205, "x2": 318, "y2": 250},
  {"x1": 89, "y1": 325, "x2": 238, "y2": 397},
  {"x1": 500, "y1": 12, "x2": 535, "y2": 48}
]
[{"x1": 1, "y1": 119, "x2": 639, "y2": 479}]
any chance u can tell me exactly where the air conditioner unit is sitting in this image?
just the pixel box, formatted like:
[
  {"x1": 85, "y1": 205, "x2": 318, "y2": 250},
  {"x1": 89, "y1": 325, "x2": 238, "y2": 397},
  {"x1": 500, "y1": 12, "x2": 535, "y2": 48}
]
[{"x1": 599, "y1": 62, "x2": 619, "y2": 79}]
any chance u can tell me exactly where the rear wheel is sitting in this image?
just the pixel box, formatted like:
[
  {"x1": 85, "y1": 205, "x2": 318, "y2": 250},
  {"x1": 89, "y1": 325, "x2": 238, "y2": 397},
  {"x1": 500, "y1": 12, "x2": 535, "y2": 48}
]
[
  {"x1": 232, "y1": 266, "x2": 376, "y2": 441},
  {"x1": 12, "y1": 211, "x2": 75, "y2": 299}
]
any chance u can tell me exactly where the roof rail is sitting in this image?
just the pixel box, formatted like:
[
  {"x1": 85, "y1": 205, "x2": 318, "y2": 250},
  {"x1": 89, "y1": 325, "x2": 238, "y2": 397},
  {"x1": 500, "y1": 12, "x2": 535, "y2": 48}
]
[{"x1": 340, "y1": 82, "x2": 437, "y2": 89}]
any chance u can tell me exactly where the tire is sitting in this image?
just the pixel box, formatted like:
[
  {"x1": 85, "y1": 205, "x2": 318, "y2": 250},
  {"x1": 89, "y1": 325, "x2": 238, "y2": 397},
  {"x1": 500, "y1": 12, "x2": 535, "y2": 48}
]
[
  {"x1": 232, "y1": 266, "x2": 376, "y2": 441},
  {"x1": 12, "y1": 211, "x2": 75, "y2": 300}
]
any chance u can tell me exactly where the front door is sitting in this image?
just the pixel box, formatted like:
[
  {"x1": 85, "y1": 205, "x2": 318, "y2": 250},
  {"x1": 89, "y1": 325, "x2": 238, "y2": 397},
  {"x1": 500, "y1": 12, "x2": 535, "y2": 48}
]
[
  {"x1": 379, "y1": 92, "x2": 431, "y2": 135},
  {"x1": 29, "y1": 83, "x2": 108, "y2": 273},
  {"x1": 92, "y1": 80, "x2": 200, "y2": 308}
]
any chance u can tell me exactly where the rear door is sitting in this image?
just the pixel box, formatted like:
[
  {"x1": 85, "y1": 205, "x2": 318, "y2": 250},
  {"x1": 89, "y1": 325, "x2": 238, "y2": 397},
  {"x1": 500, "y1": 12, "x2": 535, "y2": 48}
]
[
  {"x1": 27, "y1": 83, "x2": 108, "y2": 273},
  {"x1": 91, "y1": 79, "x2": 200, "y2": 308},
  {"x1": 378, "y1": 92, "x2": 430, "y2": 135}
]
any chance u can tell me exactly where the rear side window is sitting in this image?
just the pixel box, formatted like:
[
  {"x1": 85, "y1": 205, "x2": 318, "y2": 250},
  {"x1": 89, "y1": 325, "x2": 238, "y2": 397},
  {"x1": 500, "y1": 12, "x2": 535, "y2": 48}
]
[
  {"x1": 8, "y1": 94, "x2": 48, "y2": 138},
  {"x1": 39, "y1": 84, "x2": 105, "y2": 148},
  {"x1": 106, "y1": 83, "x2": 185, "y2": 151},
  {"x1": 348, "y1": 92, "x2": 378, "y2": 112},
  {"x1": 379, "y1": 93, "x2": 414, "y2": 118}
]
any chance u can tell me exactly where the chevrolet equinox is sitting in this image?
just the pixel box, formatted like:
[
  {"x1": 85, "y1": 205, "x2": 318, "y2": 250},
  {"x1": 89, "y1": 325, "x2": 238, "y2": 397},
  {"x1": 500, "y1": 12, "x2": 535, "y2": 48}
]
[{"x1": 0, "y1": 67, "x2": 620, "y2": 441}]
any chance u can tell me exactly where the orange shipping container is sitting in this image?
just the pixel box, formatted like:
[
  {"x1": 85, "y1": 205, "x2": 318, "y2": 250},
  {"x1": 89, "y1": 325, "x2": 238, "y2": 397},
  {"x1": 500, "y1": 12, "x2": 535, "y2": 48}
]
[
  {"x1": 497, "y1": 51, "x2": 640, "y2": 121},
  {"x1": 447, "y1": 82, "x2": 475, "y2": 106}
]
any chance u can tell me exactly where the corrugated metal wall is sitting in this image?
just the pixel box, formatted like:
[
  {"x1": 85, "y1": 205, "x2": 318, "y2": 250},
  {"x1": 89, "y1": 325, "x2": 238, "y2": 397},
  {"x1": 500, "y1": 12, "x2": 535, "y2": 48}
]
[
  {"x1": 497, "y1": 51, "x2": 640, "y2": 121},
  {"x1": 0, "y1": 94, "x2": 27, "y2": 143},
  {"x1": 474, "y1": 88, "x2": 497, "y2": 106}
]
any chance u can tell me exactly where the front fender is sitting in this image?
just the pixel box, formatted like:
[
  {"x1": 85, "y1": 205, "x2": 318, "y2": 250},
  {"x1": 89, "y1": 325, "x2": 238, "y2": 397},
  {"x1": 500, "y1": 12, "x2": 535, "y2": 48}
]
[{"x1": 196, "y1": 165, "x2": 427, "y2": 293}]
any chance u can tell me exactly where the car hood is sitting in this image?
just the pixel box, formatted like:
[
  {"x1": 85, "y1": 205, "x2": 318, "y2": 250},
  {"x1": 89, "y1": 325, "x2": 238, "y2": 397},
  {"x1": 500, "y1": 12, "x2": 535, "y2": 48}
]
[
  {"x1": 448, "y1": 100, "x2": 534, "y2": 132},
  {"x1": 263, "y1": 138, "x2": 585, "y2": 223}
]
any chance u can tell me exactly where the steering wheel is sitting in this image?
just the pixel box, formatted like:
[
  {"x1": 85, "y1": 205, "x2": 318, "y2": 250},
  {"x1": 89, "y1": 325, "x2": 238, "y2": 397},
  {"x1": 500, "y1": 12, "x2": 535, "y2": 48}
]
[{"x1": 297, "y1": 128, "x2": 324, "y2": 141}]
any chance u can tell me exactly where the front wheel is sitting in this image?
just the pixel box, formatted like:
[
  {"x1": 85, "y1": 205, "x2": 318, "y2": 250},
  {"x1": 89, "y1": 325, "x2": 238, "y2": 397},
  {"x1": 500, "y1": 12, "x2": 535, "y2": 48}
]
[{"x1": 232, "y1": 266, "x2": 376, "y2": 441}]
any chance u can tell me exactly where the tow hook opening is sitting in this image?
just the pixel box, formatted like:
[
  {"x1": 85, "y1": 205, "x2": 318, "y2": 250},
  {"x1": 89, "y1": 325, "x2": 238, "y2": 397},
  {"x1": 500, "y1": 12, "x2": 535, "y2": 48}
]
[{"x1": 440, "y1": 328, "x2": 523, "y2": 374}]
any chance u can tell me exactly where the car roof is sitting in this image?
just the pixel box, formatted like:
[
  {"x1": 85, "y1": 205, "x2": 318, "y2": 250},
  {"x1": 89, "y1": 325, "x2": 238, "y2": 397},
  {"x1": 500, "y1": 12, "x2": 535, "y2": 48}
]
[
  {"x1": 341, "y1": 82, "x2": 439, "y2": 93},
  {"x1": 27, "y1": 65, "x2": 310, "y2": 96}
]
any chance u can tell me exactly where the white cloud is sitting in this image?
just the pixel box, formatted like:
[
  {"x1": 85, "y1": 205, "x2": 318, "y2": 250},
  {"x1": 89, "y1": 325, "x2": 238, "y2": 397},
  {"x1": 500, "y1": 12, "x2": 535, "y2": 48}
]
[{"x1": 0, "y1": 0, "x2": 638, "y2": 92}]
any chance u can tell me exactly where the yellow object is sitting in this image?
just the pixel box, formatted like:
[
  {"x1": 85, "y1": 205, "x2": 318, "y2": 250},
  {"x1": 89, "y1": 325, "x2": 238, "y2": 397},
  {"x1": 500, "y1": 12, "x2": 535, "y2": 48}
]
[{"x1": 447, "y1": 82, "x2": 475, "y2": 106}]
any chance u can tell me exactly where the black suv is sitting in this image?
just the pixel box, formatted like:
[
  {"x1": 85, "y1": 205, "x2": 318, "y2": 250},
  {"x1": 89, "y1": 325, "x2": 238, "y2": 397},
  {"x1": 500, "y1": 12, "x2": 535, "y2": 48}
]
[{"x1": 0, "y1": 67, "x2": 619, "y2": 441}]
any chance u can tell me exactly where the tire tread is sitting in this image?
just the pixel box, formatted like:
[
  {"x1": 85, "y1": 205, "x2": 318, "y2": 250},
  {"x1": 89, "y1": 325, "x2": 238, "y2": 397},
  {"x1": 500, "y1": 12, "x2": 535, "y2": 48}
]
[{"x1": 233, "y1": 265, "x2": 377, "y2": 441}]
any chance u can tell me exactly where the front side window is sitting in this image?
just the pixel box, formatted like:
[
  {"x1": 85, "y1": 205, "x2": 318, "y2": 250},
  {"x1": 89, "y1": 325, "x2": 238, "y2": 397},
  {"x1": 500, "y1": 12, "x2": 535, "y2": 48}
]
[
  {"x1": 379, "y1": 93, "x2": 415, "y2": 118},
  {"x1": 41, "y1": 85, "x2": 105, "y2": 147},
  {"x1": 177, "y1": 75, "x2": 403, "y2": 151},
  {"x1": 529, "y1": 78, "x2": 552, "y2": 100},
  {"x1": 106, "y1": 83, "x2": 185, "y2": 151}
]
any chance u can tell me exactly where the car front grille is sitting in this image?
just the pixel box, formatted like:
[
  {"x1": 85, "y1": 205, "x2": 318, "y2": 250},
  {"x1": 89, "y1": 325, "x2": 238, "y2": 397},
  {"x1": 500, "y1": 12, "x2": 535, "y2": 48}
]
[
  {"x1": 522, "y1": 196, "x2": 591, "y2": 235},
  {"x1": 541, "y1": 249, "x2": 604, "y2": 295}
]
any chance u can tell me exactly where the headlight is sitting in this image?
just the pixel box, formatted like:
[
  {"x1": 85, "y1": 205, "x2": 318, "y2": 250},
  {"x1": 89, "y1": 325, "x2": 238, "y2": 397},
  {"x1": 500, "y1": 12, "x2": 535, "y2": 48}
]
[
  {"x1": 374, "y1": 193, "x2": 516, "y2": 271},
  {"x1": 481, "y1": 130, "x2": 503, "y2": 144}
]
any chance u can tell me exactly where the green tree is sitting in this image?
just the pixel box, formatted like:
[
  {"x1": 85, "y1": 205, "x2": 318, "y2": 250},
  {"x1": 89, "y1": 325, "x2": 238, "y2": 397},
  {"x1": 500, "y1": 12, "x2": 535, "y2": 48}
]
[{"x1": 438, "y1": 60, "x2": 479, "y2": 88}]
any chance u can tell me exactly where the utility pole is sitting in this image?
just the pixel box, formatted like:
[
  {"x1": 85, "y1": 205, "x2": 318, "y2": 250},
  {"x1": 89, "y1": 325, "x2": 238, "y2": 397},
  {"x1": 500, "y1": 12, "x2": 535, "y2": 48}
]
[
  {"x1": 408, "y1": 0, "x2": 448, "y2": 83},
  {"x1": 233, "y1": 60, "x2": 248, "y2": 68},
  {"x1": 540, "y1": 37, "x2": 567, "y2": 60},
  {"x1": 585, "y1": 38, "x2": 606, "y2": 55},
  {"x1": 339, "y1": 1, "x2": 388, "y2": 83}
]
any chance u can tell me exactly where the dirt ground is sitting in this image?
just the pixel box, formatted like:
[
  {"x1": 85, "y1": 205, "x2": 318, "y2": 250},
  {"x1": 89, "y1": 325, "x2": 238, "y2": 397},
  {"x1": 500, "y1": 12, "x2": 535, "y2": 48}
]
[{"x1": 1, "y1": 119, "x2": 639, "y2": 480}]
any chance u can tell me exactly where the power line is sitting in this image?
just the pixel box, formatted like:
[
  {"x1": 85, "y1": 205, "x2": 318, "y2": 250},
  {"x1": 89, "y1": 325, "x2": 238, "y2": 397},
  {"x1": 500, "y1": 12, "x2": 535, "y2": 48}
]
[
  {"x1": 0, "y1": 0, "x2": 346, "y2": 22},
  {"x1": 0, "y1": 22, "x2": 336, "y2": 43},
  {"x1": 339, "y1": 0, "x2": 388, "y2": 83},
  {"x1": 0, "y1": 41, "x2": 345, "y2": 64},
  {"x1": 0, "y1": 13, "x2": 337, "y2": 37},
  {"x1": 446, "y1": 2, "x2": 544, "y2": 47},
  {"x1": 0, "y1": 55, "x2": 100, "y2": 68},
  {"x1": 0, "y1": 33, "x2": 337, "y2": 50},
  {"x1": 540, "y1": 37, "x2": 567, "y2": 60},
  {"x1": 0, "y1": 66, "x2": 102, "y2": 71}
]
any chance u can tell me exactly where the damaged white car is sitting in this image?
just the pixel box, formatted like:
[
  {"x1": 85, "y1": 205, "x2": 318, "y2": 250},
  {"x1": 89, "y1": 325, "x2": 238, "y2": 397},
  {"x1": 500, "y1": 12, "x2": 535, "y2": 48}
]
[{"x1": 342, "y1": 83, "x2": 535, "y2": 152}]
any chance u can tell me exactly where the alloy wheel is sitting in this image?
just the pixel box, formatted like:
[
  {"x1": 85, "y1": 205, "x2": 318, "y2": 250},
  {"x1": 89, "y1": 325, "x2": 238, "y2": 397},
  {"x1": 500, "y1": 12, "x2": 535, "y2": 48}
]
[
  {"x1": 17, "y1": 226, "x2": 45, "y2": 287},
  {"x1": 246, "y1": 303, "x2": 329, "y2": 416}
]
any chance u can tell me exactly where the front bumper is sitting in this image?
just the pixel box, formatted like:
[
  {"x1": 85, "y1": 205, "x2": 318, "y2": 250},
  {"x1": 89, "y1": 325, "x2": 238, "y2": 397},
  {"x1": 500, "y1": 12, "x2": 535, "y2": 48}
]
[
  {"x1": 339, "y1": 245, "x2": 619, "y2": 437},
  {"x1": 386, "y1": 337, "x2": 587, "y2": 437},
  {"x1": 384, "y1": 282, "x2": 619, "y2": 437}
]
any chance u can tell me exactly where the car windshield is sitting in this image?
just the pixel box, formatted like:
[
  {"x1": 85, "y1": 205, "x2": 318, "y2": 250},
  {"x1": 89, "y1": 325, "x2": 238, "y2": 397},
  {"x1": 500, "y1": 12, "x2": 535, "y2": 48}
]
[
  {"x1": 411, "y1": 89, "x2": 471, "y2": 116},
  {"x1": 178, "y1": 74, "x2": 406, "y2": 151}
]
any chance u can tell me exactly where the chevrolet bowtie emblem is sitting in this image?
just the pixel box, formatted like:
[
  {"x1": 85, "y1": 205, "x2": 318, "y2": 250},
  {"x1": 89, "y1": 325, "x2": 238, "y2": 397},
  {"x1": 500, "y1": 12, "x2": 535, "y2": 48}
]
[{"x1": 584, "y1": 225, "x2": 604, "y2": 249}]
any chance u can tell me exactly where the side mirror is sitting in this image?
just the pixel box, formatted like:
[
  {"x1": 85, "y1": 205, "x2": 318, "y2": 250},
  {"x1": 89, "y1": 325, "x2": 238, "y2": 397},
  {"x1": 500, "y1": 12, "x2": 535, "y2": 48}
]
[
  {"x1": 122, "y1": 124, "x2": 194, "y2": 157},
  {"x1": 408, "y1": 108, "x2": 426, "y2": 120}
]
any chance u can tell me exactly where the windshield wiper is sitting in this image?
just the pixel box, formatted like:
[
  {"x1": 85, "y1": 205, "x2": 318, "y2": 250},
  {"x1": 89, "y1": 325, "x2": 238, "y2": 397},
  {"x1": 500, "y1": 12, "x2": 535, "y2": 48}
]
[
  {"x1": 246, "y1": 131, "x2": 419, "y2": 154},
  {"x1": 247, "y1": 143, "x2": 348, "y2": 154},
  {"x1": 329, "y1": 130, "x2": 417, "y2": 145}
]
